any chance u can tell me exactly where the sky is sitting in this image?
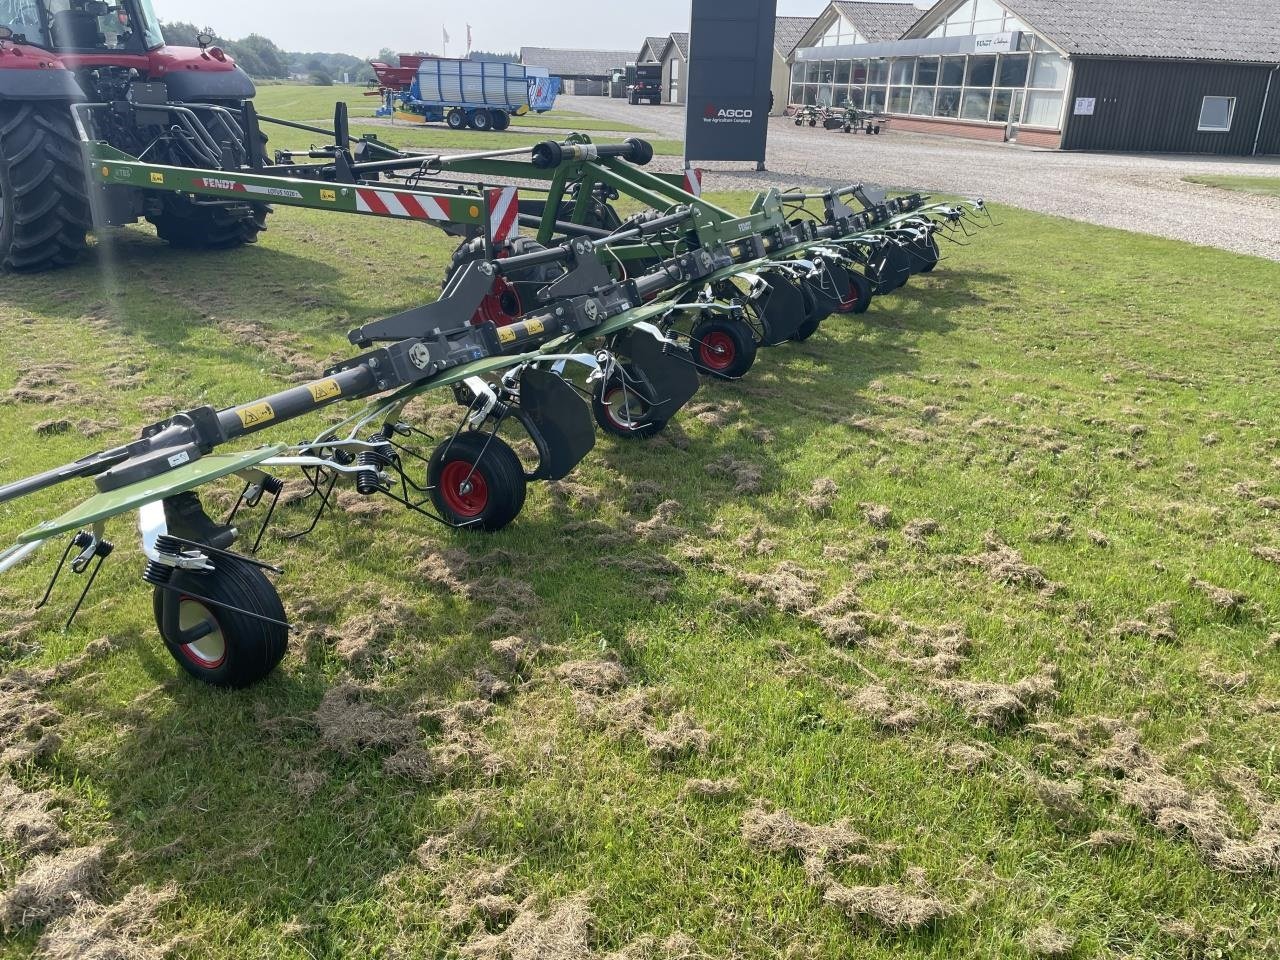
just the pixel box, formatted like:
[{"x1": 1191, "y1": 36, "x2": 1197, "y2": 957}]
[{"x1": 153, "y1": 0, "x2": 849, "y2": 56}]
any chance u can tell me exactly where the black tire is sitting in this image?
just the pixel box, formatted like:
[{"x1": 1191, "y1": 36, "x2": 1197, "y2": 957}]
[
  {"x1": 447, "y1": 109, "x2": 467, "y2": 130},
  {"x1": 153, "y1": 555, "x2": 288, "y2": 689},
  {"x1": 836, "y1": 269, "x2": 874, "y2": 315},
  {"x1": 0, "y1": 101, "x2": 90, "y2": 272},
  {"x1": 794, "y1": 283, "x2": 829, "y2": 342},
  {"x1": 471, "y1": 109, "x2": 493, "y2": 131},
  {"x1": 913, "y1": 235, "x2": 941, "y2": 273},
  {"x1": 591, "y1": 364, "x2": 667, "y2": 439},
  {"x1": 491, "y1": 111, "x2": 511, "y2": 131},
  {"x1": 691, "y1": 317, "x2": 756, "y2": 379},
  {"x1": 428, "y1": 432, "x2": 527, "y2": 532},
  {"x1": 148, "y1": 195, "x2": 269, "y2": 249},
  {"x1": 867, "y1": 244, "x2": 911, "y2": 295}
]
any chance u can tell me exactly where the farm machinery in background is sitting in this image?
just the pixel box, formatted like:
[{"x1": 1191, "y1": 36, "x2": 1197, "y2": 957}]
[
  {"x1": 794, "y1": 103, "x2": 889, "y2": 135},
  {"x1": 0, "y1": 0, "x2": 272, "y2": 270},
  {"x1": 0, "y1": 55, "x2": 995, "y2": 687},
  {"x1": 369, "y1": 54, "x2": 560, "y2": 130},
  {"x1": 626, "y1": 62, "x2": 663, "y2": 105}
]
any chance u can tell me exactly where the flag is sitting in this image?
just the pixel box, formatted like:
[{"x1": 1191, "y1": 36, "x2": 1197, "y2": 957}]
[
  {"x1": 466, "y1": 24, "x2": 473, "y2": 52},
  {"x1": 443, "y1": 26, "x2": 450, "y2": 45}
]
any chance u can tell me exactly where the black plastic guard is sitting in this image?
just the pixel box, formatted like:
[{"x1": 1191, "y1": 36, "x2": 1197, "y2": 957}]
[
  {"x1": 807, "y1": 262, "x2": 852, "y2": 313},
  {"x1": 757, "y1": 272, "x2": 807, "y2": 346},
  {"x1": 516, "y1": 368, "x2": 595, "y2": 482},
  {"x1": 614, "y1": 329, "x2": 700, "y2": 425}
]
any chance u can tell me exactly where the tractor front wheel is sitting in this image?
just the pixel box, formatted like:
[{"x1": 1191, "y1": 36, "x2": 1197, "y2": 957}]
[
  {"x1": 148, "y1": 195, "x2": 268, "y2": 250},
  {"x1": 691, "y1": 318, "x2": 756, "y2": 380},
  {"x1": 0, "y1": 101, "x2": 90, "y2": 272},
  {"x1": 428, "y1": 432, "x2": 527, "y2": 532},
  {"x1": 153, "y1": 554, "x2": 288, "y2": 689}
]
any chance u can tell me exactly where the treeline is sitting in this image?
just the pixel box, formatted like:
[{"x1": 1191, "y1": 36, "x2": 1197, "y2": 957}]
[{"x1": 161, "y1": 21, "x2": 377, "y2": 84}]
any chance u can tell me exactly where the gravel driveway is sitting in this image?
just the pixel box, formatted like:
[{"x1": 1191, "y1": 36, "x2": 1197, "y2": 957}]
[{"x1": 559, "y1": 95, "x2": 1280, "y2": 262}]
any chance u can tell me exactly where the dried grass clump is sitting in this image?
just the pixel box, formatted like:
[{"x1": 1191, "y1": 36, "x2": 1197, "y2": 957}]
[
  {"x1": 0, "y1": 774, "x2": 67, "y2": 855},
  {"x1": 849, "y1": 685, "x2": 928, "y2": 733},
  {"x1": 741, "y1": 803, "x2": 880, "y2": 880},
  {"x1": 35, "y1": 883, "x2": 180, "y2": 960},
  {"x1": 705, "y1": 455, "x2": 764, "y2": 494},
  {"x1": 1022, "y1": 923, "x2": 1075, "y2": 958},
  {"x1": 0, "y1": 845, "x2": 104, "y2": 932},
  {"x1": 313, "y1": 683, "x2": 417, "y2": 754},
  {"x1": 802, "y1": 478, "x2": 839, "y2": 514},
  {"x1": 963, "y1": 533, "x2": 1057, "y2": 593},
  {"x1": 1188, "y1": 577, "x2": 1247, "y2": 614},
  {"x1": 821, "y1": 882, "x2": 952, "y2": 931},
  {"x1": 735, "y1": 562, "x2": 821, "y2": 615},
  {"x1": 934, "y1": 665, "x2": 1058, "y2": 730},
  {"x1": 555, "y1": 658, "x2": 629, "y2": 695}
]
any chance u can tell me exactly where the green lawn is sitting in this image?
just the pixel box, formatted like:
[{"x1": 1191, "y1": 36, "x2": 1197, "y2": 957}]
[
  {"x1": 1, "y1": 183, "x2": 1279, "y2": 959},
  {"x1": 1184, "y1": 174, "x2": 1280, "y2": 197}
]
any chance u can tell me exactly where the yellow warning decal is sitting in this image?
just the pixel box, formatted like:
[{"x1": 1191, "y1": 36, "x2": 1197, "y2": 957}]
[
  {"x1": 524, "y1": 318, "x2": 545, "y2": 336},
  {"x1": 236, "y1": 402, "x2": 276, "y2": 429},
  {"x1": 150, "y1": 172, "x2": 165, "y2": 184},
  {"x1": 307, "y1": 379, "x2": 342, "y2": 403},
  {"x1": 498, "y1": 327, "x2": 517, "y2": 344},
  {"x1": 320, "y1": 189, "x2": 337, "y2": 202}
]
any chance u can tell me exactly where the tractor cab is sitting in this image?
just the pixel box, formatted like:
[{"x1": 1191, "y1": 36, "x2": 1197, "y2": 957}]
[{"x1": 0, "y1": 0, "x2": 164, "y2": 53}]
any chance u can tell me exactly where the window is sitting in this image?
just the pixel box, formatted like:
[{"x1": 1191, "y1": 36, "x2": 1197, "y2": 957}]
[
  {"x1": 791, "y1": 62, "x2": 806, "y2": 85},
  {"x1": 961, "y1": 89, "x2": 992, "y2": 120},
  {"x1": 1198, "y1": 96, "x2": 1235, "y2": 131},
  {"x1": 848, "y1": 86, "x2": 865, "y2": 109},
  {"x1": 890, "y1": 58, "x2": 915, "y2": 84},
  {"x1": 936, "y1": 88, "x2": 963, "y2": 118},
  {"x1": 805, "y1": 61, "x2": 819, "y2": 83},
  {"x1": 889, "y1": 86, "x2": 912, "y2": 113},
  {"x1": 997, "y1": 53, "x2": 1029, "y2": 87},
  {"x1": 1024, "y1": 90, "x2": 1063, "y2": 127},
  {"x1": 990, "y1": 88, "x2": 1014, "y2": 122},
  {"x1": 1030, "y1": 51, "x2": 1067, "y2": 88},
  {"x1": 940, "y1": 57, "x2": 966, "y2": 86},
  {"x1": 835, "y1": 60, "x2": 851, "y2": 85},
  {"x1": 866, "y1": 89, "x2": 887, "y2": 113},
  {"x1": 911, "y1": 88, "x2": 937, "y2": 115},
  {"x1": 915, "y1": 57, "x2": 940, "y2": 85},
  {"x1": 867, "y1": 59, "x2": 889, "y2": 85},
  {"x1": 850, "y1": 60, "x2": 868, "y2": 84},
  {"x1": 966, "y1": 56, "x2": 996, "y2": 87}
]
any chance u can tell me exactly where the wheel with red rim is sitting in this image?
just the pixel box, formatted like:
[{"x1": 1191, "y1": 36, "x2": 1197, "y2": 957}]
[
  {"x1": 152, "y1": 553, "x2": 288, "y2": 689},
  {"x1": 835, "y1": 269, "x2": 874, "y2": 315},
  {"x1": 427, "y1": 431, "x2": 527, "y2": 532},
  {"x1": 591, "y1": 364, "x2": 667, "y2": 439},
  {"x1": 691, "y1": 318, "x2": 757, "y2": 380}
]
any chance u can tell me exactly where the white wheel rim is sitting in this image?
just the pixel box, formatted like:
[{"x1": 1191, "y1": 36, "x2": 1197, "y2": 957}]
[
  {"x1": 606, "y1": 387, "x2": 647, "y2": 428},
  {"x1": 179, "y1": 599, "x2": 227, "y2": 668}
]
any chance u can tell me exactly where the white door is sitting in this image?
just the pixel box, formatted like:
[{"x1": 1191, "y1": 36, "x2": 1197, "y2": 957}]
[{"x1": 670, "y1": 58, "x2": 681, "y2": 104}]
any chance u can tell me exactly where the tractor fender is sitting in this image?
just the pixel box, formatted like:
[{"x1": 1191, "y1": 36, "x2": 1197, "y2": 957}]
[
  {"x1": 162, "y1": 65, "x2": 255, "y2": 102},
  {"x1": 0, "y1": 48, "x2": 85, "y2": 101}
]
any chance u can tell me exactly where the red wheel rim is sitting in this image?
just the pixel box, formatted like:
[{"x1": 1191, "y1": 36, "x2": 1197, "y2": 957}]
[
  {"x1": 603, "y1": 387, "x2": 647, "y2": 428},
  {"x1": 177, "y1": 597, "x2": 227, "y2": 669},
  {"x1": 470, "y1": 253, "x2": 523, "y2": 328},
  {"x1": 699, "y1": 331, "x2": 737, "y2": 372},
  {"x1": 439, "y1": 460, "x2": 490, "y2": 517}
]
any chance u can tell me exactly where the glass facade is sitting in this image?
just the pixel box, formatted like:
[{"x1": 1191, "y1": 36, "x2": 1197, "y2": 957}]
[{"x1": 788, "y1": 1, "x2": 1070, "y2": 130}]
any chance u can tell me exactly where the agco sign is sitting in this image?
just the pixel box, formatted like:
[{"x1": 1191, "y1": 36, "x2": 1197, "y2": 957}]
[{"x1": 702, "y1": 105, "x2": 755, "y2": 125}]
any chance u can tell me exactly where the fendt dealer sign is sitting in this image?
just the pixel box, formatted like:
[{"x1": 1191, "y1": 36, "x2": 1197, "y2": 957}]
[{"x1": 684, "y1": 0, "x2": 778, "y2": 166}]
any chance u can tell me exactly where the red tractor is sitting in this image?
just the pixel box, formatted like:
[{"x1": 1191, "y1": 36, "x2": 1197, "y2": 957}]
[{"x1": 0, "y1": 0, "x2": 268, "y2": 271}]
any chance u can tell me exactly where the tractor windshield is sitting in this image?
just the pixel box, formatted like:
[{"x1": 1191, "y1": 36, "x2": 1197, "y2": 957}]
[{"x1": 0, "y1": 0, "x2": 164, "y2": 51}]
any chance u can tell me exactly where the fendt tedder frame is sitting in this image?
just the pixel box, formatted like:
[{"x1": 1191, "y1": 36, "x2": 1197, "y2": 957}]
[{"x1": 0, "y1": 85, "x2": 995, "y2": 688}]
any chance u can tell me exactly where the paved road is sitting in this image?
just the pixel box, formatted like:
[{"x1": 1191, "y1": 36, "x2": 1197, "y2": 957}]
[{"x1": 559, "y1": 95, "x2": 1280, "y2": 262}]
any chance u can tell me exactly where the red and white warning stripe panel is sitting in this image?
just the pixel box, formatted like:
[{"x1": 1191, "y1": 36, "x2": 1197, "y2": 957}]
[
  {"x1": 487, "y1": 187, "x2": 520, "y2": 245},
  {"x1": 683, "y1": 167, "x2": 704, "y2": 197},
  {"x1": 354, "y1": 187, "x2": 453, "y2": 221}
]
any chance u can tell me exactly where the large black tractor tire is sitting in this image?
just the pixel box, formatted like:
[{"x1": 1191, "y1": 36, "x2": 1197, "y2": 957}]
[
  {"x1": 471, "y1": 109, "x2": 494, "y2": 131},
  {"x1": 428, "y1": 431, "x2": 528, "y2": 532},
  {"x1": 591, "y1": 363, "x2": 668, "y2": 439},
  {"x1": 153, "y1": 554, "x2": 288, "y2": 689},
  {"x1": 0, "y1": 101, "x2": 90, "y2": 272},
  {"x1": 691, "y1": 317, "x2": 757, "y2": 380},
  {"x1": 148, "y1": 195, "x2": 269, "y2": 249},
  {"x1": 447, "y1": 109, "x2": 468, "y2": 130},
  {"x1": 492, "y1": 110, "x2": 511, "y2": 131}
]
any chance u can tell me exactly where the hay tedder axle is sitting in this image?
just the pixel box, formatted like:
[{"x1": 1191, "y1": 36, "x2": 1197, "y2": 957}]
[{"x1": 0, "y1": 95, "x2": 996, "y2": 689}]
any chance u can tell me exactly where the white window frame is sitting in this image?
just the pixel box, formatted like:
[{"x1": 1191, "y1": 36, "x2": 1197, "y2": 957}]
[{"x1": 1197, "y1": 95, "x2": 1236, "y2": 132}]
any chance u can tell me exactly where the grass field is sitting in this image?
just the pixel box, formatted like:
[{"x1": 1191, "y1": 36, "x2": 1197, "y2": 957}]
[
  {"x1": 0, "y1": 96, "x2": 1279, "y2": 959},
  {"x1": 1183, "y1": 174, "x2": 1280, "y2": 198}
]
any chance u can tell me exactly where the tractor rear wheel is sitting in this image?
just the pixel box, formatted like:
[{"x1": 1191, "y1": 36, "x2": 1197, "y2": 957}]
[
  {"x1": 148, "y1": 195, "x2": 268, "y2": 249},
  {"x1": 0, "y1": 101, "x2": 90, "y2": 272}
]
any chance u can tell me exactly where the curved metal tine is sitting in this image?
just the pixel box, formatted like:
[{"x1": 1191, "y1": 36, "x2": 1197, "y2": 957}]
[{"x1": 279, "y1": 470, "x2": 338, "y2": 542}]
